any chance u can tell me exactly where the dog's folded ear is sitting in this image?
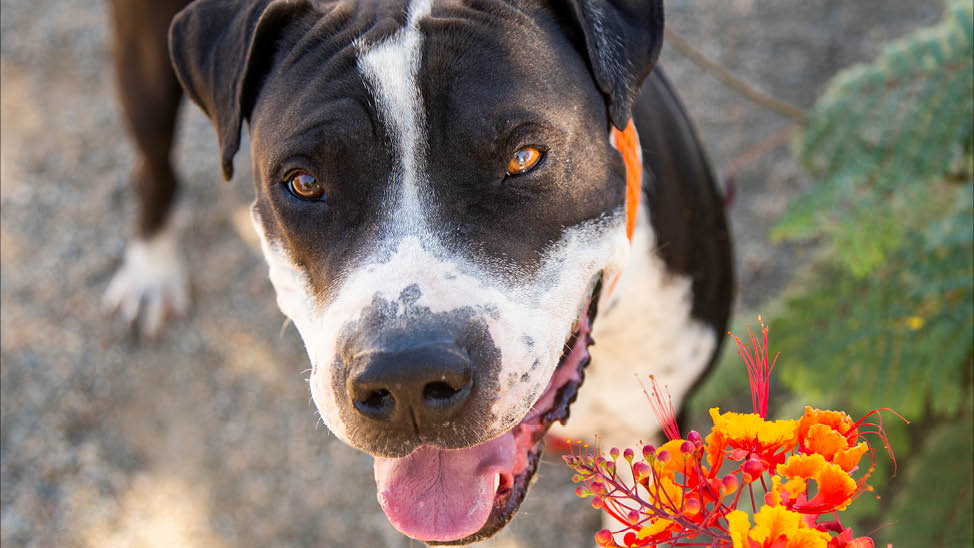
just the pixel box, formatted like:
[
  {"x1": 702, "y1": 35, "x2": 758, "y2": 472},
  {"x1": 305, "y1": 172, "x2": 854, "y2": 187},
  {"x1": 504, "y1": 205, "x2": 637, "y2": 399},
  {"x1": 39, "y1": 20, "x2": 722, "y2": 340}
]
[
  {"x1": 169, "y1": 0, "x2": 313, "y2": 180},
  {"x1": 564, "y1": 0, "x2": 664, "y2": 131}
]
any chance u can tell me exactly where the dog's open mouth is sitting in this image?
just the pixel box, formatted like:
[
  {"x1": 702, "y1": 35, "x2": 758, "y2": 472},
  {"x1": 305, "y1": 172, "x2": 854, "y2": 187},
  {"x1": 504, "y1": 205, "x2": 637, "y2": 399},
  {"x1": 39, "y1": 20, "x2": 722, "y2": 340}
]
[{"x1": 372, "y1": 281, "x2": 601, "y2": 544}]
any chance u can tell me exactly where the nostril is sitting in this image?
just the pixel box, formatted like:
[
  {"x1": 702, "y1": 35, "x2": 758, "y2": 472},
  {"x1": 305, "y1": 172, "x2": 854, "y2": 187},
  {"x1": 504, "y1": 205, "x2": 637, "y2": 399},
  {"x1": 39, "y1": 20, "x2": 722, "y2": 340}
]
[
  {"x1": 363, "y1": 388, "x2": 392, "y2": 408},
  {"x1": 423, "y1": 381, "x2": 460, "y2": 402},
  {"x1": 354, "y1": 388, "x2": 395, "y2": 419},
  {"x1": 422, "y1": 375, "x2": 472, "y2": 413}
]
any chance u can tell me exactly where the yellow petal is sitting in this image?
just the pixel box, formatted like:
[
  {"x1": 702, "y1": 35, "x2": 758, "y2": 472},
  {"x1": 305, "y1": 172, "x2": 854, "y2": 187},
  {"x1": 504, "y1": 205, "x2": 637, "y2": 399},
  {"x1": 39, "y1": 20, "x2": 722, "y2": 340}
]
[
  {"x1": 657, "y1": 439, "x2": 692, "y2": 476},
  {"x1": 783, "y1": 478, "x2": 807, "y2": 499},
  {"x1": 752, "y1": 505, "x2": 804, "y2": 543},
  {"x1": 777, "y1": 453, "x2": 829, "y2": 480},
  {"x1": 766, "y1": 476, "x2": 783, "y2": 507},
  {"x1": 637, "y1": 518, "x2": 672, "y2": 540},
  {"x1": 788, "y1": 528, "x2": 831, "y2": 548},
  {"x1": 710, "y1": 409, "x2": 797, "y2": 451},
  {"x1": 726, "y1": 510, "x2": 751, "y2": 548}
]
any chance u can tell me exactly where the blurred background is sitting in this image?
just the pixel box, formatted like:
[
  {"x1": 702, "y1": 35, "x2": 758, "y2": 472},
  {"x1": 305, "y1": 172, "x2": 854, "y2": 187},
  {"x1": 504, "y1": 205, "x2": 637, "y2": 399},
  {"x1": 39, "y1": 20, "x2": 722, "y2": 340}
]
[{"x1": 1, "y1": 1, "x2": 970, "y2": 547}]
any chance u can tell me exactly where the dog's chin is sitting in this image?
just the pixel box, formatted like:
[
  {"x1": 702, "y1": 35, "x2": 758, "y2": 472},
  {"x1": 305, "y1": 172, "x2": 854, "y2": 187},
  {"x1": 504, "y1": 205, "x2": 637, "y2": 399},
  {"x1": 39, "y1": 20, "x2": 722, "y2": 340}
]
[{"x1": 372, "y1": 281, "x2": 601, "y2": 545}]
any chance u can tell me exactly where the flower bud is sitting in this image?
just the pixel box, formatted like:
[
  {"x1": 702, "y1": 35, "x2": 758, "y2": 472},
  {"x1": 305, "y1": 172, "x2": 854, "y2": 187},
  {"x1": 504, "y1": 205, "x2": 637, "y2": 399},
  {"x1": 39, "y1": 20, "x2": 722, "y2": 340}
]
[
  {"x1": 680, "y1": 441, "x2": 694, "y2": 454},
  {"x1": 623, "y1": 448, "x2": 635, "y2": 463},
  {"x1": 610, "y1": 447, "x2": 620, "y2": 460},
  {"x1": 721, "y1": 474, "x2": 739, "y2": 493},
  {"x1": 684, "y1": 497, "x2": 701, "y2": 514},
  {"x1": 632, "y1": 461, "x2": 652, "y2": 483},
  {"x1": 643, "y1": 444, "x2": 657, "y2": 461},
  {"x1": 594, "y1": 529, "x2": 614, "y2": 547},
  {"x1": 742, "y1": 458, "x2": 764, "y2": 482},
  {"x1": 575, "y1": 485, "x2": 590, "y2": 498},
  {"x1": 687, "y1": 430, "x2": 703, "y2": 444},
  {"x1": 657, "y1": 450, "x2": 671, "y2": 463},
  {"x1": 591, "y1": 496, "x2": 604, "y2": 510},
  {"x1": 626, "y1": 510, "x2": 640, "y2": 524}
]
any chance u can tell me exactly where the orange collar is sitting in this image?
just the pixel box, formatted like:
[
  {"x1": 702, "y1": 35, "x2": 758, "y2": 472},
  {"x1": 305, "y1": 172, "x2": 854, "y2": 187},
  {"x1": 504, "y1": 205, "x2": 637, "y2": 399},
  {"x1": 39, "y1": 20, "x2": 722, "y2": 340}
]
[
  {"x1": 610, "y1": 119, "x2": 642, "y2": 242},
  {"x1": 604, "y1": 120, "x2": 642, "y2": 298}
]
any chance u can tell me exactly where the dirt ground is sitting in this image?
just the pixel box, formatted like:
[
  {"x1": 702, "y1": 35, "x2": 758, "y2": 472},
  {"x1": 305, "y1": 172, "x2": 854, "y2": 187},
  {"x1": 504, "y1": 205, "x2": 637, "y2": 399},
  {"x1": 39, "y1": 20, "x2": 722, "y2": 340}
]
[{"x1": 0, "y1": 1, "x2": 938, "y2": 547}]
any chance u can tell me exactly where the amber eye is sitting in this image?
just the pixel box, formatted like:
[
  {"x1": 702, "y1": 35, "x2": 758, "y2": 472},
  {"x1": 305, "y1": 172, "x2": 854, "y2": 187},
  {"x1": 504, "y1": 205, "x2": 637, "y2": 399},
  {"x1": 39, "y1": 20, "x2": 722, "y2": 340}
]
[
  {"x1": 286, "y1": 171, "x2": 325, "y2": 201},
  {"x1": 506, "y1": 146, "x2": 542, "y2": 176}
]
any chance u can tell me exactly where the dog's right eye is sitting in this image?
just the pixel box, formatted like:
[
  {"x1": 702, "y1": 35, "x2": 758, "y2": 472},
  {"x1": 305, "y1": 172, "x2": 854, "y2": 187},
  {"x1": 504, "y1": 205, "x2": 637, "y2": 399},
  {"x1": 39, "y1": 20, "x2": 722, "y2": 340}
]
[
  {"x1": 506, "y1": 146, "x2": 543, "y2": 176},
  {"x1": 285, "y1": 171, "x2": 326, "y2": 201}
]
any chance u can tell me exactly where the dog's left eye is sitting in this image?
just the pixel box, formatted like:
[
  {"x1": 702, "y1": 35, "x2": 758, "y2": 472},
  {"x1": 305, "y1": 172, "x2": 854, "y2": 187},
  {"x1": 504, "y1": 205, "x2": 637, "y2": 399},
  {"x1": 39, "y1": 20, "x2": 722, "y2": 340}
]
[
  {"x1": 506, "y1": 146, "x2": 543, "y2": 176},
  {"x1": 285, "y1": 171, "x2": 326, "y2": 201}
]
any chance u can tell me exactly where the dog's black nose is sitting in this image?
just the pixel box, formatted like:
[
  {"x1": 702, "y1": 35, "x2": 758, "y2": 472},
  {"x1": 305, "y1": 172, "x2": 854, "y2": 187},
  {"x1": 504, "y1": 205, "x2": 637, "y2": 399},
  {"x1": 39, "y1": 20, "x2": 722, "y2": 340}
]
[{"x1": 347, "y1": 343, "x2": 474, "y2": 427}]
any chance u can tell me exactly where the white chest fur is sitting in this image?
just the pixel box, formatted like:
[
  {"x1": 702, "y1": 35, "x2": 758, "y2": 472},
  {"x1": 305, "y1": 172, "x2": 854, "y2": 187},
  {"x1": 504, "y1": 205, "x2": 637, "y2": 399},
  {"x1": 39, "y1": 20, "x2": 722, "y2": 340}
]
[{"x1": 553, "y1": 203, "x2": 717, "y2": 450}]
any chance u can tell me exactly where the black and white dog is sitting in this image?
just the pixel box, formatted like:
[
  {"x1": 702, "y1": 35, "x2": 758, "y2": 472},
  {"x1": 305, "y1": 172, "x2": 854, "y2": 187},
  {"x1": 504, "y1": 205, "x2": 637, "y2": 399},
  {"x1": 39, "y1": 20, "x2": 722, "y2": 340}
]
[{"x1": 105, "y1": 0, "x2": 733, "y2": 543}]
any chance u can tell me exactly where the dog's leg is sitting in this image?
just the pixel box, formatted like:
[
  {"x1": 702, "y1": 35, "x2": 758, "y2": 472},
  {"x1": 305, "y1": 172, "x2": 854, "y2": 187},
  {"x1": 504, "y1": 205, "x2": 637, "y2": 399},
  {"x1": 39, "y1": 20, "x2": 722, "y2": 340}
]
[{"x1": 104, "y1": 0, "x2": 192, "y2": 336}]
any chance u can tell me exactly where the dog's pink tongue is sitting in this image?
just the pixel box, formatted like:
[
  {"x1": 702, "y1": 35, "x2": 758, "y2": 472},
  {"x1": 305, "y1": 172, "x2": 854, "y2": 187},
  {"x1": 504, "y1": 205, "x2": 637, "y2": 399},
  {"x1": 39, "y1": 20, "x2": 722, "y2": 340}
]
[{"x1": 374, "y1": 434, "x2": 515, "y2": 542}]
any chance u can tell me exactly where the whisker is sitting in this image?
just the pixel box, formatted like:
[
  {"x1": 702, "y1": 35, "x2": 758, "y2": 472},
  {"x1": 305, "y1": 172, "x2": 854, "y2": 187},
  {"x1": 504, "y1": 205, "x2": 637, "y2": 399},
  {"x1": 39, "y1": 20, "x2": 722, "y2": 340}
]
[{"x1": 279, "y1": 317, "x2": 293, "y2": 339}]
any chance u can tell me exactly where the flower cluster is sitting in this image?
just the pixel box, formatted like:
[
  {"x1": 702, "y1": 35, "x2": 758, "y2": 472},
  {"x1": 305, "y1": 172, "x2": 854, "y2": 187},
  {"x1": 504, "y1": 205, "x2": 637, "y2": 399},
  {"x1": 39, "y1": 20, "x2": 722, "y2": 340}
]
[{"x1": 564, "y1": 317, "x2": 902, "y2": 548}]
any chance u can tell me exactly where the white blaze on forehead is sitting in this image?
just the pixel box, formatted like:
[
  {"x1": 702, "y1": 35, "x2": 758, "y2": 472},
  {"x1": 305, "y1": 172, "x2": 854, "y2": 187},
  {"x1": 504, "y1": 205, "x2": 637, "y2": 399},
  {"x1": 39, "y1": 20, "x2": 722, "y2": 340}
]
[{"x1": 356, "y1": 0, "x2": 433, "y2": 235}]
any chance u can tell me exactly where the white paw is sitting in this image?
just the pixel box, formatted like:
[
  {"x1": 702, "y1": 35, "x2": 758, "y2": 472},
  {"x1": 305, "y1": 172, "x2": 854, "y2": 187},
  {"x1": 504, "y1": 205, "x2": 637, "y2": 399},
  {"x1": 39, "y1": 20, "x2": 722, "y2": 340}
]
[{"x1": 104, "y1": 226, "x2": 189, "y2": 337}]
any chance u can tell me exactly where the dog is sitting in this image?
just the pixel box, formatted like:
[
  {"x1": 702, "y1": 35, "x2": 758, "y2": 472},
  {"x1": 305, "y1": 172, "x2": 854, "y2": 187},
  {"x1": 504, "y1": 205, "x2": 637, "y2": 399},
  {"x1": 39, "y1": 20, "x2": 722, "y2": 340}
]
[{"x1": 104, "y1": 0, "x2": 733, "y2": 544}]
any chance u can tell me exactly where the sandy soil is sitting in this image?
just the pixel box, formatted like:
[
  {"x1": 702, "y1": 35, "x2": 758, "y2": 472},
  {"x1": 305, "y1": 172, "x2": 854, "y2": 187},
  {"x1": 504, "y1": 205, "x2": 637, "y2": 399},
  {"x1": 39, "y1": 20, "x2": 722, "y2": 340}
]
[{"x1": 0, "y1": 1, "x2": 937, "y2": 546}]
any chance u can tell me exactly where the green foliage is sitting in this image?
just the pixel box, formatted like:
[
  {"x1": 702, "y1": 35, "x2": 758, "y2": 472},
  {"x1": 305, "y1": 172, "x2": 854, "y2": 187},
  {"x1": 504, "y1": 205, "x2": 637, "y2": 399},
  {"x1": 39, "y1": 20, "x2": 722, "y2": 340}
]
[
  {"x1": 684, "y1": 3, "x2": 973, "y2": 544},
  {"x1": 882, "y1": 414, "x2": 974, "y2": 548},
  {"x1": 774, "y1": 0, "x2": 974, "y2": 277},
  {"x1": 773, "y1": 184, "x2": 973, "y2": 417},
  {"x1": 742, "y1": 1, "x2": 973, "y2": 544}
]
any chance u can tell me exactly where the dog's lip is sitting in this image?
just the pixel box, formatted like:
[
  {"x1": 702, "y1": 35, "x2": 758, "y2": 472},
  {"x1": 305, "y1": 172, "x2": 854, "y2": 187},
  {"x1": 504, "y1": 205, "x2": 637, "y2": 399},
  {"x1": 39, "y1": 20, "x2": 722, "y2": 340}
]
[{"x1": 422, "y1": 281, "x2": 601, "y2": 545}]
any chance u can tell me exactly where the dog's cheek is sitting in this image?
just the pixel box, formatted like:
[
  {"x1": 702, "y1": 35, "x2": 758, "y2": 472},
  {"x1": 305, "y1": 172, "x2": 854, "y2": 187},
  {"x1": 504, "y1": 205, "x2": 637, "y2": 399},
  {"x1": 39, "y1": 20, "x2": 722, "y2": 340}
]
[
  {"x1": 483, "y1": 216, "x2": 633, "y2": 433},
  {"x1": 250, "y1": 204, "x2": 353, "y2": 443}
]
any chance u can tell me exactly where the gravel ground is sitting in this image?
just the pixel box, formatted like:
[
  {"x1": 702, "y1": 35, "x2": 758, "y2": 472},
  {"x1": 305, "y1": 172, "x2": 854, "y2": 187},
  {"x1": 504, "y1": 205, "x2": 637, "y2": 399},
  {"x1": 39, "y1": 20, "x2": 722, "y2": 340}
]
[{"x1": 0, "y1": 1, "x2": 938, "y2": 547}]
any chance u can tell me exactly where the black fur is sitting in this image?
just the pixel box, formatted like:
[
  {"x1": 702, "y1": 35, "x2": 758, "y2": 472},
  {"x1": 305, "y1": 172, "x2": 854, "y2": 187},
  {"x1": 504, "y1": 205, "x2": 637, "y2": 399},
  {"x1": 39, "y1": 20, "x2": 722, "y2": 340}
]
[{"x1": 110, "y1": 0, "x2": 733, "y2": 542}]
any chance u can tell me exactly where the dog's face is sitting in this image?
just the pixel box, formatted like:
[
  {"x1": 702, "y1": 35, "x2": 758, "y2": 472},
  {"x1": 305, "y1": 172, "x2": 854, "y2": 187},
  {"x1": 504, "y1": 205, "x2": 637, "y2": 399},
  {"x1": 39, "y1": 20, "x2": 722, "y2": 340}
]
[{"x1": 170, "y1": 0, "x2": 662, "y2": 543}]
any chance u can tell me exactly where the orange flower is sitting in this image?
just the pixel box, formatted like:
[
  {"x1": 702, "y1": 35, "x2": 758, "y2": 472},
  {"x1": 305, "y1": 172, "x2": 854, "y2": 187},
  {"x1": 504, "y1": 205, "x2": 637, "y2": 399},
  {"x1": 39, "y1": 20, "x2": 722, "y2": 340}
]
[
  {"x1": 727, "y1": 506, "x2": 831, "y2": 548},
  {"x1": 565, "y1": 316, "x2": 896, "y2": 548},
  {"x1": 776, "y1": 454, "x2": 860, "y2": 513},
  {"x1": 798, "y1": 408, "x2": 857, "y2": 442},
  {"x1": 797, "y1": 407, "x2": 869, "y2": 472},
  {"x1": 831, "y1": 443, "x2": 868, "y2": 472},
  {"x1": 827, "y1": 527, "x2": 876, "y2": 548},
  {"x1": 707, "y1": 408, "x2": 797, "y2": 473}
]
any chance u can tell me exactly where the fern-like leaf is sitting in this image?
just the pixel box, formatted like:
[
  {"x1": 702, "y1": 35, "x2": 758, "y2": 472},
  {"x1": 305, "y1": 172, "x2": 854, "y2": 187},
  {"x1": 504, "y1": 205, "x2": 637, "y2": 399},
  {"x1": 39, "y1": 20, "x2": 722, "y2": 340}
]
[
  {"x1": 775, "y1": 0, "x2": 974, "y2": 277},
  {"x1": 773, "y1": 183, "x2": 972, "y2": 417}
]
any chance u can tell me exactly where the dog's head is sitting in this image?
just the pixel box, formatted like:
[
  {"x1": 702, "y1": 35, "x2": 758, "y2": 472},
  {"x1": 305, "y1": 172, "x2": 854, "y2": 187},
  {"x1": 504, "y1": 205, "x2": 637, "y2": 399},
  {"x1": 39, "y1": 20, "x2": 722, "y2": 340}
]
[{"x1": 170, "y1": 0, "x2": 662, "y2": 542}]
